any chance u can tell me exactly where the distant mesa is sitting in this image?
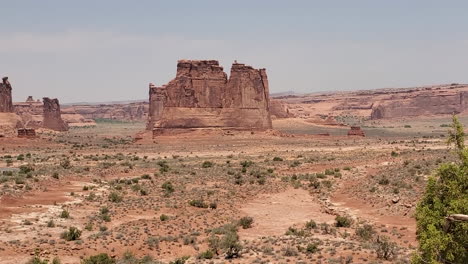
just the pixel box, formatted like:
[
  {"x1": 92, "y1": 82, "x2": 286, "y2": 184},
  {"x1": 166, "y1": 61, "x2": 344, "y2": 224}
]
[{"x1": 147, "y1": 60, "x2": 272, "y2": 135}]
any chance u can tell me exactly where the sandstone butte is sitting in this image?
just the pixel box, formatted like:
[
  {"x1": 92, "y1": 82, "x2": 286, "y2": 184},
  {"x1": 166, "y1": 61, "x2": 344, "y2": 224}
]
[
  {"x1": 0, "y1": 77, "x2": 22, "y2": 137},
  {"x1": 147, "y1": 60, "x2": 272, "y2": 133},
  {"x1": 42, "y1": 97, "x2": 69, "y2": 131}
]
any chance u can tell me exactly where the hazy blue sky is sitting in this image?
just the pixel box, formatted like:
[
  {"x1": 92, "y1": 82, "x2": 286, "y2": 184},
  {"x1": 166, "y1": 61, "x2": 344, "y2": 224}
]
[{"x1": 1, "y1": 0, "x2": 468, "y2": 103}]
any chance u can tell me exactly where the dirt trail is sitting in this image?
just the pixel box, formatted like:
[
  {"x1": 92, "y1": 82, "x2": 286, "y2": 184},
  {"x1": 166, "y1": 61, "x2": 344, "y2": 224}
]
[{"x1": 239, "y1": 188, "x2": 335, "y2": 239}]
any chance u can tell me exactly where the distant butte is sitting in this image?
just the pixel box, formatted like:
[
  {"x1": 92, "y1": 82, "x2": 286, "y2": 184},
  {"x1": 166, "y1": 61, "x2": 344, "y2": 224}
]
[{"x1": 147, "y1": 60, "x2": 272, "y2": 135}]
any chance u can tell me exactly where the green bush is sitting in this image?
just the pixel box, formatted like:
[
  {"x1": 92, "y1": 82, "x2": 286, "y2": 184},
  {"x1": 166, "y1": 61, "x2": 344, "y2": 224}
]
[
  {"x1": 202, "y1": 161, "x2": 214, "y2": 168},
  {"x1": 412, "y1": 116, "x2": 468, "y2": 264},
  {"x1": 198, "y1": 250, "x2": 214, "y2": 259},
  {"x1": 60, "y1": 210, "x2": 70, "y2": 219},
  {"x1": 239, "y1": 216, "x2": 253, "y2": 229},
  {"x1": 160, "y1": 214, "x2": 169, "y2": 221},
  {"x1": 376, "y1": 235, "x2": 398, "y2": 260},
  {"x1": 356, "y1": 224, "x2": 375, "y2": 241},
  {"x1": 272, "y1": 156, "x2": 283, "y2": 161},
  {"x1": 60, "y1": 226, "x2": 81, "y2": 241},
  {"x1": 108, "y1": 192, "x2": 122, "y2": 203},
  {"x1": 306, "y1": 243, "x2": 319, "y2": 254},
  {"x1": 162, "y1": 181, "x2": 174, "y2": 194},
  {"x1": 81, "y1": 253, "x2": 115, "y2": 264},
  {"x1": 335, "y1": 215, "x2": 352, "y2": 228},
  {"x1": 189, "y1": 199, "x2": 208, "y2": 208}
]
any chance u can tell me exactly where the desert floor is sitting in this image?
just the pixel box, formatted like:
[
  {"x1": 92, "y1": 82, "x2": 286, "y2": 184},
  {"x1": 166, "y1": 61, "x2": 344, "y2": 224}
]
[{"x1": 0, "y1": 117, "x2": 460, "y2": 263}]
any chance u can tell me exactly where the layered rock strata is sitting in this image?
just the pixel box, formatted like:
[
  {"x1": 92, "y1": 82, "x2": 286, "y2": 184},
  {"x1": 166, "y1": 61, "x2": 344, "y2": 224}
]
[{"x1": 148, "y1": 60, "x2": 272, "y2": 132}]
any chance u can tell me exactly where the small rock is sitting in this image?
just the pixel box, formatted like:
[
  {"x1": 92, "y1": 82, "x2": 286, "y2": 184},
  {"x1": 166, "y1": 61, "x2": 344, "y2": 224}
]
[{"x1": 392, "y1": 196, "x2": 400, "y2": 204}]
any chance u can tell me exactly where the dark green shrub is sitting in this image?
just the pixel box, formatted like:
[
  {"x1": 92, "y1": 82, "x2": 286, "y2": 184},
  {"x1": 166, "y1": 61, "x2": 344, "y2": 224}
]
[
  {"x1": 335, "y1": 215, "x2": 352, "y2": 227},
  {"x1": 239, "y1": 216, "x2": 253, "y2": 229},
  {"x1": 202, "y1": 161, "x2": 214, "y2": 168},
  {"x1": 60, "y1": 226, "x2": 81, "y2": 241},
  {"x1": 108, "y1": 192, "x2": 122, "y2": 203},
  {"x1": 81, "y1": 253, "x2": 115, "y2": 264},
  {"x1": 189, "y1": 199, "x2": 208, "y2": 208}
]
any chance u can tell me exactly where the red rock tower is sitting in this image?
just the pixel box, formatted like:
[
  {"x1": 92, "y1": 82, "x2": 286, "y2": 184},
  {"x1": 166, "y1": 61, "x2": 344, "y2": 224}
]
[
  {"x1": 42, "y1": 97, "x2": 69, "y2": 131},
  {"x1": 0, "y1": 77, "x2": 14, "y2": 112}
]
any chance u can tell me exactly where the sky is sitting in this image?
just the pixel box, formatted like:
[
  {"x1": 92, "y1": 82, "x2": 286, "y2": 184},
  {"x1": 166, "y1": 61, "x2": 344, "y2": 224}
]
[{"x1": 1, "y1": 0, "x2": 468, "y2": 103}]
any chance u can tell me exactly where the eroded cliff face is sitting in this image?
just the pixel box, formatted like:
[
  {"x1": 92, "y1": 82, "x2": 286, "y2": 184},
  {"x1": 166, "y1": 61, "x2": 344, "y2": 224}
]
[
  {"x1": 42, "y1": 97, "x2": 68, "y2": 131},
  {"x1": 65, "y1": 103, "x2": 148, "y2": 122},
  {"x1": 0, "y1": 77, "x2": 14, "y2": 113},
  {"x1": 148, "y1": 60, "x2": 272, "y2": 131},
  {"x1": 370, "y1": 88, "x2": 468, "y2": 119},
  {"x1": 275, "y1": 84, "x2": 468, "y2": 121}
]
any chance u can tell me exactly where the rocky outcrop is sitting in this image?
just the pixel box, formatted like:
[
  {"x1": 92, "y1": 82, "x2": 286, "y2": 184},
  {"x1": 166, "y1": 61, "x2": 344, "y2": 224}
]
[
  {"x1": 17, "y1": 128, "x2": 36, "y2": 138},
  {"x1": 65, "y1": 102, "x2": 148, "y2": 122},
  {"x1": 370, "y1": 89, "x2": 468, "y2": 119},
  {"x1": 275, "y1": 84, "x2": 468, "y2": 121},
  {"x1": 0, "y1": 77, "x2": 14, "y2": 112},
  {"x1": 148, "y1": 60, "x2": 272, "y2": 132},
  {"x1": 42, "y1": 97, "x2": 68, "y2": 131},
  {"x1": 270, "y1": 99, "x2": 293, "y2": 118}
]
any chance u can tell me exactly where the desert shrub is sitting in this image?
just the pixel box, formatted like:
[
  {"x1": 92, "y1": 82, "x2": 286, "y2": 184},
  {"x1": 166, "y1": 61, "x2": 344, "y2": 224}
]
[
  {"x1": 147, "y1": 236, "x2": 160, "y2": 248},
  {"x1": 391, "y1": 151, "x2": 398, "y2": 157},
  {"x1": 157, "y1": 160, "x2": 169, "y2": 173},
  {"x1": 283, "y1": 246, "x2": 298, "y2": 256},
  {"x1": 238, "y1": 216, "x2": 253, "y2": 229},
  {"x1": 305, "y1": 220, "x2": 317, "y2": 229},
  {"x1": 160, "y1": 214, "x2": 169, "y2": 221},
  {"x1": 273, "y1": 156, "x2": 283, "y2": 161},
  {"x1": 412, "y1": 116, "x2": 468, "y2": 264},
  {"x1": 60, "y1": 226, "x2": 81, "y2": 241},
  {"x1": 209, "y1": 202, "x2": 217, "y2": 209},
  {"x1": 198, "y1": 250, "x2": 214, "y2": 259},
  {"x1": 19, "y1": 164, "x2": 34, "y2": 174},
  {"x1": 375, "y1": 235, "x2": 398, "y2": 260},
  {"x1": 47, "y1": 220, "x2": 55, "y2": 227},
  {"x1": 207, "y1": 235, "x2": 221, "y2": 256},
  {"x1": 52, "y1": 172, "x2": 59, "y2": 179},
  {"x1": 306, "y1": 243, "x2": 319, "y2": 254},
  {"x1": 60, "y1": 210, "x2": 70, "y2": 219},
  {"x1": 189, "y1": 199, "x2": 208, "y2": 208},
  {"x1": 202, "y1": 161, "x2": 214, "y2": 168},
  {"x1": 356, "y1": 224, "x2": 375, "y2": 241},
  {"x1": 140, "y1": 174, "x2": 151, "y2": 179},
  {"x1": 378, "y1": 176, "x2": 390, "y2": 185},
  {"x1": 26, "y1": 256, "x2": 53, "y2": 264},
  {"x1": 222, "y1": 231, "x2": 242, "y2": 259},
  {"x1": 60, "y1": 159, "x2": 71, "y2": 169},
  {"x1": 108, "y1": 192, "x2": 122, "y2": 203},
  {"x1": 161, "y1": 181, "x2": 174, "y2": 194},
  {"x1": 240, "y1": 160, "x2": 254, "y2": 168},
  {"x1": 81, "y1": 253, "x2": 115, "y2": 264},
  {"x1": 140, "y1": 189, "x2": 148, "y2": 196},
  {"x1": 335, "y1": 215, "x2": 352, "y2": 228},
  {"x1": 169, "y1": 256, "x2": 189, "y2": 264}
]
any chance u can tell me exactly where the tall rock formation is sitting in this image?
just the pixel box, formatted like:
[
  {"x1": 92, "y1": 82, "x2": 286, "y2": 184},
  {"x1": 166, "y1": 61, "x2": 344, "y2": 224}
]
[
  {"x1": 0, "y1": 77, "x2": 14, "y2": 112},
  {"x1": 42, "y1": 97, "x2": 68, "y2": 131},
  {"x1": 148, "y1": 60, "x2": 272, "y2": 131}
]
